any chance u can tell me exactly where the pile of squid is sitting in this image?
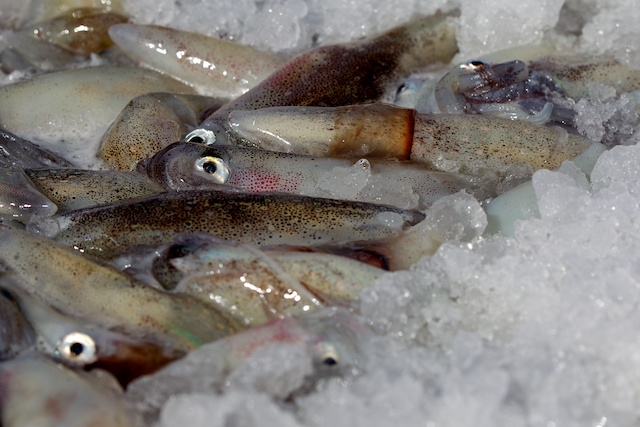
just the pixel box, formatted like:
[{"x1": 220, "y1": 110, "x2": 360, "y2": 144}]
[{"x1": 0, "y1": 1, "x2": 632, "y2": 425}]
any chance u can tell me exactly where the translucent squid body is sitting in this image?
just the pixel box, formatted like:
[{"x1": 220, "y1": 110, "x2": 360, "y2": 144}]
[
  {"x1": 137, "y1": 233, "x2": 385, "y2": 326},
  {"x1": 0, "y1": 353, "x2": 139, "y2": 427},
  {"x1": 142, "y1": 141, "x2": 480, "y2": 210},
  {"x1": 224, "y1": 103, "x2": 595, "y2": 176},
  {"x1": 15, "y1": 8, "x2": 128, "y2": 55},
  {"x1": 108, "y1": 23, "x2": 286, "y2": 98},
  {"x1": 184, "y1": 12, "x2": 458, "y2": 145}
]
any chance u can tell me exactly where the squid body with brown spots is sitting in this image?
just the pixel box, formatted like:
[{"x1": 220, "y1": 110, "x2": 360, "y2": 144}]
[
  {"x1": 185, "y1": 11, "x2": 459, "y2": 145},
  {"x1": 28, "y1": 190, "x2": 425, "y2": 259},
  {"x1": 0, "y1": 227, "x2": 244, "y2": 371},
  {"x1": 227, "y1": 103, "x2": 596, "y2": 176}
]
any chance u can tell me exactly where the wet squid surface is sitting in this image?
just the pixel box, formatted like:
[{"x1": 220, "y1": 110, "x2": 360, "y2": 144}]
[{"x1": 0, "y1": 3, "x2": 629, "y2": 425}]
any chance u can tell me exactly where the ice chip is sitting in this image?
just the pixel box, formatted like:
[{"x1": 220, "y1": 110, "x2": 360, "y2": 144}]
[
  {"x1": 317, "y1": 159, "x2": 371, "y2": 200},
  {"x1": 227, "y1": 343, "x2": 313, "y2": 398},
  {"x1": 458, "y1": 0, "x2": 564, "y2": 58},
  {"x1": 591, "y1": 144, "x2": 640, "y2": 190}
]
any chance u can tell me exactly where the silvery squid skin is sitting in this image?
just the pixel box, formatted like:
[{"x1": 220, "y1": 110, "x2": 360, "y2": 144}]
[
  {"x1": 29, "y1": 190, "x2": 425, "y2": 259},
  {"x1": 142, "y1": 141, "x2": 479, "y2": 210},
  {"x1": 109, "y1": 23, "x2": 285, "y2": 98},
  {"x1": 185, "y1": 11, "x2": 458, "y2": 145},
  {"x1": 142, "y1": 234, "x2": 385, "y2": 326},
  {"x1": 226, "y1": 103, "x2": 595, "y2": 176},
  {"x1": 0, "y1": 353, "x2": 140, "y2": 427},
  {"x1": 0, "y1": 227, "x2": 244, "y2": 358}
]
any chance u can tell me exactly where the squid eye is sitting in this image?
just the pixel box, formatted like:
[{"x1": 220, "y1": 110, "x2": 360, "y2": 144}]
[
  {"x1": 195, "y1": 156, "x2": 230, "y2": 183},
  {"x1": 314, "y1": 343, "x2": 340, "y2": 370},
  {"x1": 57, "y1": 332, "x2": 97, "y2": 365},
  {"x1": 184, "y1": 128, "x2": 216, "y2": 145},
  {"x1": 322, "y1": 355, "x2": 339, "y2": 367}
]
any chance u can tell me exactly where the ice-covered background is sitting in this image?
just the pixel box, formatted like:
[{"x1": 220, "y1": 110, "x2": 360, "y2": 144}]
[{"x1": 124, "y1": 1, "x2": 640, "y2": 426}]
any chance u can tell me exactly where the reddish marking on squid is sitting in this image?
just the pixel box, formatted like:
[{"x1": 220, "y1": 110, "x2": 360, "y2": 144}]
[
  {"x1": 44, "y1": 394, "x2": 73, "y2": 421},
  {"x1": 231, "y1": 169, "x2": 302, "y2": 193},
  {"x1": 225, "y1": 317, "x2": 306, "y2": 360}
]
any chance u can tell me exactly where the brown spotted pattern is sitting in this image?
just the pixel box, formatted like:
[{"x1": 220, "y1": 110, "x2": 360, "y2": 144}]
[
  {"x1": 0, "y1": 228, "x2": 243, "y2": 353},
  {"x1": 201, "y1": 12, "x2": 458, "y2": 130},
  {"x1": 25, "y1": 168, "x2": 163, "y2": 212},
  {"x1": 47, "y1": 190, "x2": 425, "y2": 259},
  {"x1": 411, "y1": 113, "x2": 594, "y2": 175}
]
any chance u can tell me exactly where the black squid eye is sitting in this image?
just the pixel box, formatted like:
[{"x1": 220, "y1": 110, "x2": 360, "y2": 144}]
[
  {"x1": 57, "y1": 332, "x2": 97, "y2": 365},
  {"x1": 194, "y1": 156, "x2": 230, "y2": 183},
  {"x1": 322, "y1": 355, "x2": 338, "y2": 367}
]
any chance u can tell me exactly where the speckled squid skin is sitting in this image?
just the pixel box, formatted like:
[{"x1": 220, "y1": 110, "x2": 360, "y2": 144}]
[
  {"x1": 144, "y1": 141, "x2": 477, "y2": 210},
  {"x1": 25, "y1": 168, "x2": 164, "y2": 212},
  {"x1": 0, "y1": 227, "x2": 243, "y2": 353},
  {"x1": 225, "y1": 103, "x2": 594, "y2": 176},
  {"x1": 98, "y1": 93, "x2": 225, "y2": 170},
  {"x1": 411, "y1": 113, "x2": 594, "y2": 175},
  {"x1": 196, "y1": 11, "x2": 458, "y2": 140},
  {"x1": 35, "y1": 190, "x2": 425, "y2": 259}
]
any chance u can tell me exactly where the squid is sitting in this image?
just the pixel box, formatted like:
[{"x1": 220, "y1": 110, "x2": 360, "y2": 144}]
[
  {"x1": 0, "y1": 66, "x2": 194, "y2": 168},
  {"x1": 184, "y1": 11, "x2": 459, "y2": 145},
  {"x1": 141, "y1": 233, "x2": 386, "y2": 326},
  {"x1": 225, "y1": 103, "x2": 595, "y2": 176},
  {"x1": 25, "y1": 168, "x2": 164, "y2": 212},
  {"x1": 28, "y1": 190, "x2": 425, "y2": 259},
  {"x1": 127, "y1": 307, "x2": 372, "y2": 423},
  {"x1": 0, "y1": 227, "x2": 244, "y2": 363},
  {"x1": 16, "y1": 8, "x2": 128, "y2": 55},
  {"x1": 109, "y1": 23, "x2": 286, "y2": 98},
  {"x1": 98, "y1": 92, "x2": 226, "y2": 170},
  {"x1": 142, "y1": 141, "x2": 481, "y2": 210},
  {"x1": 0, "y1": 353, "x2": 140, "y2": 427}
]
